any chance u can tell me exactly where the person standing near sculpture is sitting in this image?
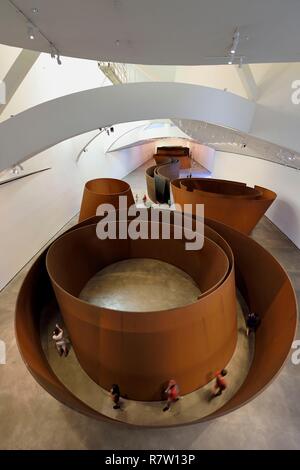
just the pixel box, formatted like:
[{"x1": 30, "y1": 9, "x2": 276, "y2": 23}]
[
  {"x1": 110, "y1": 384, "x2": 121, "y2": 409},
  {"x1": 52, "y1": 324, "x2": 69, "y2": 357},
  {"x1": 212, "y1": 369, "x2": 228, "y2": 397},
  {"x1": 163, "y1": 379, "x2": 180, "y2": 411},
  {"x1": 246, "y1": 312, "x2": 261, "y2": 336}
]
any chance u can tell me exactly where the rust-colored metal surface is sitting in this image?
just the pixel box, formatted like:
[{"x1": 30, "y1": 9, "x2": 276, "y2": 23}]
[
  {"x1": 205, "y1": 218, "x2": 297, "y2": 420},
  {"x1": 155, "y1": 146, "x2": 191, "y2": 169},
  {"x1": 45, "y1": 220, "x2": 236, "y2": 401},
  {"x1": 15, "y1": 209, "x2": 297, "y2": 426},
  {"x1": 157, "y1": 147, "x2": 190, "y2": 156},
  {"x1": 78, "y1": 178, "x2": 134, "y2": 222},
  {"x1": 172, "y1": 177, "x2": 277, "y2": 234},
  {"x1": 15, "y1": 251, "x2": 116, "y2": 424},
  {"x1": 153, "y1": 155, "x2": 172, "y2": 166},
  {"x1": 146, "y1": 160, "x2": 180, "y2": 203},
  {"x1": 145, "y1": 166, "x2": 157, "y2": 203}
]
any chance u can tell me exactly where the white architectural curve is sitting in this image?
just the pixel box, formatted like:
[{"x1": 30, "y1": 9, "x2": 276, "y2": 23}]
[{"x1": 0, "y1": 82, "x2": 255, "y2": 171}]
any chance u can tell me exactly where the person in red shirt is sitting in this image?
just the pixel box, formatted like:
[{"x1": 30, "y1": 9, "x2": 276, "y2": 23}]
[
  {"x1": 163, "y1": 379, "x2": 180, "y2": 412},
  {"x1": 212, "y1": 369, "x2": 228, "y2": 398}
]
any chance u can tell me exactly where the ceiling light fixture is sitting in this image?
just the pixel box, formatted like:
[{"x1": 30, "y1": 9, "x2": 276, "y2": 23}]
[
  {"x1": 7, "y1": 0, "x2": 62, "y2": 65},
  {"x1": 227, "y1": 28, "x2": 240, "y2": 65},
  {"x1": 27, "y1": 25, "x2": 35, "y2": 40},
  {"x1": 230, "y1": 29, "x2": 240, "y2": 54}
]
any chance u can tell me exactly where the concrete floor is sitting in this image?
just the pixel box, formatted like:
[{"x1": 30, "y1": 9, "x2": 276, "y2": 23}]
[
  {"x1": 79, "y1": 258, "x2": 201, "y2": 311},
  {"x1": 0, "y1": 160, "x2": 299, "y2": 449}
]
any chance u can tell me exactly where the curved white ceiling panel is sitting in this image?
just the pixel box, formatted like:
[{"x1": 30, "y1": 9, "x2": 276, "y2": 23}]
[
  {"x1": 0, "y1": 82, "x2": 255, "y2": 171},
  {"x1": 2, "y1": 1, "x2": 300, "y2": 65}
]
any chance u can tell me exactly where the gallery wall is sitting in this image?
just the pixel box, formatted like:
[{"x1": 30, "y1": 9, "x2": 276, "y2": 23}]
[{"x1": 0, "y1": 49, "x2": 154, "y2": 290}]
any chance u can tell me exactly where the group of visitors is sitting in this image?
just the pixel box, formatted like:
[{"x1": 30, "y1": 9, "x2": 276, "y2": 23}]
[
  {"x1": 52, "y1": 311, "x2": 261, "y2": 413},
  {"x1": 135, "y1": 193, "x2": 148, "y2": 205},
  {"x1": 109, "y1": 372, "x2": 229, "y2": 413}
]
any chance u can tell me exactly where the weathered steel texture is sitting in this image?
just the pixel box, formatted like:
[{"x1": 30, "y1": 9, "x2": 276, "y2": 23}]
[
  {"x1": 15, "y1": 208, "x2": 296, "y2": 426},
  {"x1": 79, "y1": 178, "x2": 134, "y2": 222},
  {"x1": 171, "y1": 178, "x2": 277, "y2": 234}
]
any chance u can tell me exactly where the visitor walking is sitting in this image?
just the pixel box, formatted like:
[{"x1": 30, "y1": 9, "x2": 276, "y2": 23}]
[
  {"x1": 110, "y1": 384, "x2": 121, "y2": 410},
  {"x1": 163, "y1": 379, "x2": 180, "y2": 411},
  {"x1": 212, "y1": 369, "x2": 228, "y2": 398},
  {"x1": 52, "y1": 324, "x2": 69, "y2": 357}
]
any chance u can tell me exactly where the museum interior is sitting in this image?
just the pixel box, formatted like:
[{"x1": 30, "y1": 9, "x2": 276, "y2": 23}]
[{"x1": 0, "y1": 0, "x2": 300, "y2": 451}]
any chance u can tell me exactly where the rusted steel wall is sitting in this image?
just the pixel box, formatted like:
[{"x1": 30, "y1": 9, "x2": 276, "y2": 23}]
[
  {"x1": 79, "y1": 178, "x2": 134, "y2": 222},
  {"x1": 171, "y1": 178, "x2": 277, "y2": 234},
  {"x1": 15, "y1": 211, "x2": 297, "y2": 425},
  {"x1": 45, "y1": 221, "x2": 236, "y2": 400}
]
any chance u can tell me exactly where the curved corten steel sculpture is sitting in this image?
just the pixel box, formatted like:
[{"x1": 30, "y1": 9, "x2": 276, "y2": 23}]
[
  {"x1": 145, "y1": 165, "x2": 158, "y2": 203},
  {"x1": 171, "y1": 177, "x2": 277, "y2": 234},
  {"x1": 79, "y1": 178, "x2": 134, "y2": 222},
  {"x1": 45, "y1": 221, "x2": 236, "y2": 401},
  {"x1": 146, "y1": 160, "x2": 180, "y2": 204},
  {"x1": 155, "y1": 146, "x2": 191, "y2": 169},
  {"x1": 15, "y1": 209, "x2": 297, "y2": 426}
]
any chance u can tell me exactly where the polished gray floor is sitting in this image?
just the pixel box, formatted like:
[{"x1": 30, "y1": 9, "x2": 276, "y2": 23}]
[{"x1": 0, "y1": 162, "x2": 299, "y2": 449}]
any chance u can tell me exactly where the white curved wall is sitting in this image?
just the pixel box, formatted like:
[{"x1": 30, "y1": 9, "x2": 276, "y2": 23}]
[
  {"x1": 0, "y1": 82, "x2": 255, "y2": 172},
  {"x1": 212, "y1": 151, "x2": 300, "y2": 248},
  {"x1": 107, "y1": 121, "x2": 215, "y2": 172},
  {"x1": 0, "y1": 49, "x2": 157, "y2": 290}
]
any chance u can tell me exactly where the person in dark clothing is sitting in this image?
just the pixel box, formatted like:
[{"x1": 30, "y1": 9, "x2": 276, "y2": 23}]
[
  {"x1": 110, "y1": 384, "x2": 121, "y2": 409},
  {"x1": 246, "y1": 312, "x2": 261, "y2": 336}
]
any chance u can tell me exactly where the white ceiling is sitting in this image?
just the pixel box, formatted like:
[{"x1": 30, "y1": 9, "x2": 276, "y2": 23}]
[{"x1": 2, "y1": 0, "x2": 300, "y2": 65}]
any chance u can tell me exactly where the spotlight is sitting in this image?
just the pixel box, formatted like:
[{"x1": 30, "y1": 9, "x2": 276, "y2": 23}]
[
  {"x1": 56, "y1": 55, "x2": 62, "y2": 65},
  {"x1": 230, "y1": 29, "x2": 240, "y2": 55},
  {"x1": 110, "y1": 127, "x2": 114, "y2": 133},
  {"x1": 27, "y1": 24, "x2": 35, "y2": 40},
  {"x1": 31, "y1": 7, "x2": 39, "y2": 14}
]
